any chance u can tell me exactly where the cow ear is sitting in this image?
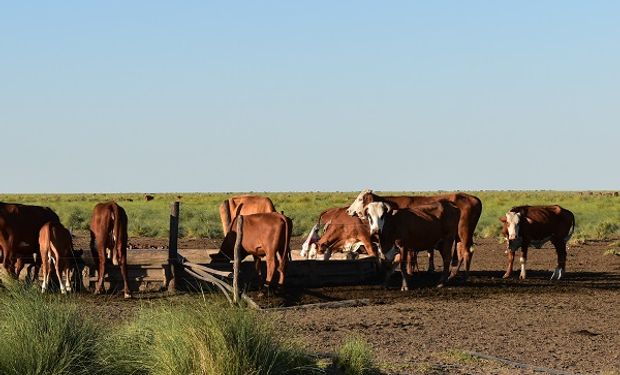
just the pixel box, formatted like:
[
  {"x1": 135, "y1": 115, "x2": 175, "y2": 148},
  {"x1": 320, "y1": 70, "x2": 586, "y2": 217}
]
[
  {"x1": 383, "y1": 202, "x2": 393, "y2": 213},
  {"x1": 499, "y1": 216, "x2": 507, "y2": 222},
  {"x1": 525, "y1": 217, "x2": 534, "y2": 224}
]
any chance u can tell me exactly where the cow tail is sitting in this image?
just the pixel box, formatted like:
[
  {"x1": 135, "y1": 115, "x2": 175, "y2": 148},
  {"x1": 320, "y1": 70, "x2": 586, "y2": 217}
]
[
  {"x1": 111, "y1": 204, "x2": 122, "y2": 266},
  {"x1": 564, "y1": 212, "x2": 576, "y2": 244},
  {"x1": 281, "y1": 215, "x2": 291, "y2": 279}
]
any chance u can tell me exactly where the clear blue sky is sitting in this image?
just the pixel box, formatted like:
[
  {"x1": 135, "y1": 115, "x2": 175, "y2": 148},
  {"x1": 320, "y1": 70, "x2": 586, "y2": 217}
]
[{"x1": 1, "y1": 1, "x2": 618, "y2": 193}]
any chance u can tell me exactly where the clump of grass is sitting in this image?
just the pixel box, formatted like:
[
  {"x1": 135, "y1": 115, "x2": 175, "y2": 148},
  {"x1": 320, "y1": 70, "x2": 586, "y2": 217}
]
[
  {"x1": 334, "y1": 336, "x2": 378, "y2": 375},
  {"x1": 0, "y1": 282, "x2": 110, "y2": 375},
  {"x1": 603, "y1": 249, "x2": 620, "y2": 256},
  {"x1": 116, "y1": 300, "x2": 317, "y2": 375}
]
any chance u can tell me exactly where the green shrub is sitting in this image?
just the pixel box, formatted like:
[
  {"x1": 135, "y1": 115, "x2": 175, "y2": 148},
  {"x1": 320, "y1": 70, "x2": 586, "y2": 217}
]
[
  {"x1": 0, "y1": 283, "x2": 109, "y2": 375},
  {"x1": 334, "y1": 336, "x2": 378, "y2": 375}
]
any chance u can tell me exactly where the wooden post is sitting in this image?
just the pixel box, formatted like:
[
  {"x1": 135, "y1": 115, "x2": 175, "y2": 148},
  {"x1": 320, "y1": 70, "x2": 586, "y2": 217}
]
[
  {"x1": 233, "y1": 215, "x2": 243, "y2": 305},
  {"x1": 168, "y1": 201, "x2": 180, "y2": 292}
]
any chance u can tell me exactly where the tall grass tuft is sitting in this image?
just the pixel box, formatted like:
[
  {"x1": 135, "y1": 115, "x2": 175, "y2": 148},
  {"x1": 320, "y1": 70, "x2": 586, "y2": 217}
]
[
  {"x1": 0, "y1": 282, "x2": 110, "y2": 375},
  {"x1": 334, "y1": 336, "x2": 378, "y2": 375},
  {"x1": 110, "y1": 299, "x2": 318, "y2": 375}
]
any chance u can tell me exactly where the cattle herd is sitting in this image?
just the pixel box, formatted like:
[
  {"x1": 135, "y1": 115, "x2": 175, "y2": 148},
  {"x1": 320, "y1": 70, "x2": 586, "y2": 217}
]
[{"x1": 0, "y1": 190, "x2": 576, "y2": 297}]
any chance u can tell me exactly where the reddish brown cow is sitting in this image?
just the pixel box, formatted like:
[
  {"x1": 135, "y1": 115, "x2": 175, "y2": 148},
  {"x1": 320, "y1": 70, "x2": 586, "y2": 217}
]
[
  {"x1": 39, "y1": 221, "x2": 75, "y2": 294},
  {"x1": 219, "y1": 195, "x2": 276, "y2": 235},
  {"x1": 500, "y1": 205, "x2": 575, "y2": 280},
  {"x1": 218, "y1": 212, "x2": 292, "y2": 293},
  {"x1": 0, "y1": 202, "x2": 60, "y2": 278},
  {"x1": 90, "y1": 201, "x2": 130, "y2": 298},
  {"x1": 364, "y1": 200, "x2": 460, "y2": 290},
  {"x1": 347, "y1": 190, "x2": 482, "y2": 279},
  {"x1": 301, "y1": 207, "x2": 377, "y2": 260}
]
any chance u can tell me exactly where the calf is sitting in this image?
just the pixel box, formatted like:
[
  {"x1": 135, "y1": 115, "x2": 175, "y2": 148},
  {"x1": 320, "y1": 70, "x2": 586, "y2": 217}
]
[
  {"x1": 364, "y1": 201, "x2": 460, "y2": 290},
  {"x1": 500, "y1": 205, "x2": 575, "y2": 280},
  {"x1": 219, "y1": 212, "x2": 292, "y2": 293},
  {"x1": 219, "y1": 195, "x2": 276, "y2": 236},
  {"x1": 300, "y1": 207, "x2": 377, "y2": 261},
  {"x1": 39, "y1": 221, "x2": 74, "y2": 294}
]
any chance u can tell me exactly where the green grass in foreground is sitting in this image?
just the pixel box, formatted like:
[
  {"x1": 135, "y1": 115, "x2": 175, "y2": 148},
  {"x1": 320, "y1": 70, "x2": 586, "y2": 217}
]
[
  {"x1": 0, "y1": 282, "x2": 318, "y2": 375},
  {"x1": 1, "y1": 191, "x2": 619, "y2": 241}
]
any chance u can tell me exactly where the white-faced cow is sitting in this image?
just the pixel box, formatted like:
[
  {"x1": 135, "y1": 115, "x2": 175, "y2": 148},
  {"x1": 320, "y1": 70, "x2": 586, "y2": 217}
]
[
  {"x1": 219, "y1": 195, "x2": 276, "y2": 236},
  {"x1": 218, "y1": 211, "x2": 292, "y2": 294},
  {"x1": 500, "y1": 205, "x2": 575, "y2": 280},
  {"x1": 300, "y1": 207, "x2": 378, "y2": 261},
  {"x1": 364, "y1": 201, "x2": 460, "y2": 290},
  {"x1": 347, "y1": 190, "x2": 482, "y2": 280}
]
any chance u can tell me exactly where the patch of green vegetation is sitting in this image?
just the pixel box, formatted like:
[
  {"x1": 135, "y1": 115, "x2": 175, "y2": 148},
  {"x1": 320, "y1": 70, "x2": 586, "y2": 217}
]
[
  {"x1": 334, "y1": 336, "x2": 379, "y2": 375},
  {"x1": 0, "y1": 283, "x2": 319, "y2": 375}
]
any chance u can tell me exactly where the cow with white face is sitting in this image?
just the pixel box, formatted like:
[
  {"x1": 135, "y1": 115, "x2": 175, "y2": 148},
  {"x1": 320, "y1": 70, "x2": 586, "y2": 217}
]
[
  {"x1": 499, "y1": 205, "x2": 575, "y2": 281},
  {"x1": 300, "y1": 224, "x2": 320, "y2": 259},
  {"x1": 363, "y1": 201, "x2": 460, "y2": 290}
]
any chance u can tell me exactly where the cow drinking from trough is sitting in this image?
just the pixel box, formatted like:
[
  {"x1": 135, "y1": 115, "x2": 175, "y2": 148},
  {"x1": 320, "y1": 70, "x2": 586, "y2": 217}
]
[
  {"x1": 39, "y1": 221, "x2": 75, "y2": 294},
  {"x1": 0, "y1": 202, "x2": 60, "y2": 279},
  {"x1": 90, "y1": 201, "x2": 130, "y2": 298},
  {"x1": 300, "y1": 207, "x2": 379, "y2": 261},
  {"x1": 364, "y1": 201, "x2": 460, "y2": 290},
  {"x1": 347, "y1": 190, "x2": 482, "y2": 279},
  {"x1": 500, "y1": 205, "x2": 575, "y2": 280},
  {"x1": 218, "y1": 210, "x2": 292, "y2": 294},
  {"x1": 219, "y1": 195, "x2": 276, "y2": 236}
]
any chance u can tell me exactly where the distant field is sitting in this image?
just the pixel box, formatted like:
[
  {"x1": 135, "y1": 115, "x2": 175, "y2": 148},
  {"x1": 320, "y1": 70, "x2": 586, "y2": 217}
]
[{"x1": 1, "y1": 191, "x2": 619, "y2": 242}]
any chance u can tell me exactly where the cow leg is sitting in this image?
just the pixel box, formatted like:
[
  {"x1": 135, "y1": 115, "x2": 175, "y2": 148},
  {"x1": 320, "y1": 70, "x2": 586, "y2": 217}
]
[
  {"x1": 118, "y1": 250, "x2": 130, "y2": 298},
  {"x1": 503, "y1": 250, "x2": 515, "y2": 278},
  {"x1": 437, "y1": 238, "x2": 453, "y2": 287},
  {"x1": 94, "y1": 237, "x2": 107, "y2": 294},
  {"x1": 1, "y1": 235, "x2": 19, "y2": 279},
  {"x1": 426, "y1": 250, "x2": 435, "y2": 272},
  {"x1": 264, "y1": 252, "x2": 276, "y2": 290},
  {"x1": 253, "y1": 256, "x2": 265, "y2": 296},
  {"x1": 40, "y1": 250, "x2": 49, "y2": 293},
  {"x1": 323, "y1": 247, "x2": 332, "y2": 261},
  {"x1": 551, "y1": 241, "x2": 567, "y2": 280},
  {"x1": 397, "y1": 244, "x2": 409, "y2": 291},
  {"x1": 519, "y1": 247, "x2": 528, "y2": 280},
  {"x1": 53, "y1": 250, "x2": 67, "y2": 294}
]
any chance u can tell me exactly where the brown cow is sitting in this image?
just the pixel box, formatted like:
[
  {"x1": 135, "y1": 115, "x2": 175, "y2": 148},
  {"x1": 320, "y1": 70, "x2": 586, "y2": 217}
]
[
  {"x1": 218, "y1": 211, "x2": 292, "y2": 293},
  {"x1": 90, "y1": 201, "x2": 130, "y2": 298},
  {"x1": 39, "y1": 221, "x2": 75, "y2": 294},
  {"x1": 300, "y1": 207, "x2": 379, "y2": 261},
  {"x1": 0, "y1": 202, "x2": 60, "y2": 278},
  {"x1": 347, "y1": 190, "x2": 482, "y2": 279},
  {"x1": 219, "y1": 195, "x2": 276, "y2": 236},
  {"x1": 364, "y1": 200, "x2": 460, "y2": 290},
  {"x1": 500, "y1": 205, "x2": 575, "y2": 280}
]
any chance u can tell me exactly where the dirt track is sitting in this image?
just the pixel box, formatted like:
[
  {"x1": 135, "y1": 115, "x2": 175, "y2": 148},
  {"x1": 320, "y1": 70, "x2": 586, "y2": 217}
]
[{"x1": 76, "y1": 235, "x2": 620, "y2": 374}]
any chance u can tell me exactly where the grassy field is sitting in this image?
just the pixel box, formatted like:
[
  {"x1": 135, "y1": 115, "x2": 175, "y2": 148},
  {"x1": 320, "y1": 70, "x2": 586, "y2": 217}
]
[{"x1": 1, "y1": 191, "x2": 619, "y2": 242}]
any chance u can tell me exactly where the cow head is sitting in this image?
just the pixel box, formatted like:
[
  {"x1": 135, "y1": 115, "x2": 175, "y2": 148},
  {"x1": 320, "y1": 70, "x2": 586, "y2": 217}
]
[
  {"x1": 346, "y1": 189, "x2": 373, "y2": 217},
  {"x1": 500, "y1": 211, "x2": 532, "y2": 251},
  {"x1": 300, "y1": 224, "x2": 321, "y2": 259},
  {"x1": 364, "y1": 201, "x2": 392, "y2": 236}
]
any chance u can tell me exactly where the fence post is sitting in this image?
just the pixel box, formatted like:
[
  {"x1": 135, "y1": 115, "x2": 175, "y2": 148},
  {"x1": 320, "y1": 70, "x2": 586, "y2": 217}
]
[
  {"x1": 168, "y1": 201, "x2": 180, "y2": 292},
  {"x1": 233, "y1": 215, "x2": 243, "y2": 305}
]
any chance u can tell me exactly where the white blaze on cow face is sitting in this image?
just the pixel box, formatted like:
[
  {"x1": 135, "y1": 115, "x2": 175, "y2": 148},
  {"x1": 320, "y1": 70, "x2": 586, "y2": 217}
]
[
  {"x1": 301, "y1": 224, "x2": 320, "y2": 258},
  {"x1": 365, "y1": 202, "x2": 389, "y2": 235},
  {"x1": 346, "y1": 189, "x2": 372, "y2": 217},
  {"x1": 505, "y1": 212, "x2": 521, "y2": 241}
]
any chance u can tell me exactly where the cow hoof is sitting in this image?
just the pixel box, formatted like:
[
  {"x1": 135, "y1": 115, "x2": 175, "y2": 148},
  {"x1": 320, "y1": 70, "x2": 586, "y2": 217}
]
[
  {"x1": 436, "y1": 283, "x2": 445, "y2": 288},
  {"x1": 502, "y1": 273, "x2": 512, "y2": 279},
  {"x1": 519, "y1": 275, "x2": 526, "y2": 280},
  {"x1": 94, "y1": 289, "x2": 102, "y2": 295},
  {"x1": 124, "y1": 292, "x2": 132, "y2": 299},
  {"x1": 400, "y1": 286, "x2": 409, "y2": 292}
]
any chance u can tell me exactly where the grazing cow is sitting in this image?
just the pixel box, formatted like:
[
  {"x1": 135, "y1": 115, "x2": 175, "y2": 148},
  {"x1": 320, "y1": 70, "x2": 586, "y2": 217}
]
[
  {"x1": 218, "y1": 211, "x2": 292, "y2": 293},
  {"x1": 39, "y1": 221, "x2": 75, "y2": 294},
  {"x1": 0, "y1": 202, "x2": 60, "y2": 278},
  {"x1": 301, "y1": 207, "x2": 378, "y2": 261},
  {"x1": 500, "y1": 205, "x2": 575, "y2": 280},
  {"x1": 347, "y1": 190, "x2": 482, "y2": 278},
  {"x1": 90, "y1": 201, "x2": 130, "y2": 298},
  {"x1": 364, "y1": 201, "x2": 460, "y2": 290},
  {"x1": 219, "y1": 195, "x2": 276, "y2": 236}
]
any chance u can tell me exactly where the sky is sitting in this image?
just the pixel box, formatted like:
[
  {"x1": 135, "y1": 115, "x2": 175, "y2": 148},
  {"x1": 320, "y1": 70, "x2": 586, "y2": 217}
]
[{"x1": 1, "y1": 1, "x2": 618, "y2": 193}]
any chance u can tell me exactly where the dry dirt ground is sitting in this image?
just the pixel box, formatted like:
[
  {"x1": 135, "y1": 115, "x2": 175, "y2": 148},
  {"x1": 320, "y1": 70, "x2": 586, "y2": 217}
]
[{"x1": 75, "y1": 236, "x2": 619, "y2": 374}]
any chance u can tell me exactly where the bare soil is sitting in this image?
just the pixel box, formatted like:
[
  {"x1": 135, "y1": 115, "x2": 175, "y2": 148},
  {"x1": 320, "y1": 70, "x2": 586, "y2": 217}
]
[{"x1": 75, "y1": 236, "x2": 620, "y2": 374}]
